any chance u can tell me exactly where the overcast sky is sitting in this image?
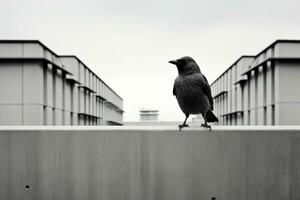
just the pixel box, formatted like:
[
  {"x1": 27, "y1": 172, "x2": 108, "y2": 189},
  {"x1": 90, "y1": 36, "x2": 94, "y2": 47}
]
[{"x1": 1, "y1": 0, "x2": 300, "y2": 121}]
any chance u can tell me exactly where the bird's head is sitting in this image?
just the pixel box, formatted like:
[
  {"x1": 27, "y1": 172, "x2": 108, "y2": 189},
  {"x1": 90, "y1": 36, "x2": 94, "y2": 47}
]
[{"x1": 169, "y1": 56, "x2": 201, "y2": 75}]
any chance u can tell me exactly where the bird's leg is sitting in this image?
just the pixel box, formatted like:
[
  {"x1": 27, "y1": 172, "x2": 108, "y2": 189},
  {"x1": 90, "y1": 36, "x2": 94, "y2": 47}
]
[
  {"x1": 201, "y1": 113, "x2": 211, "y2": 131},
  {"x1": 178, "y1": 114, "x2": 189, "y2": 131}
]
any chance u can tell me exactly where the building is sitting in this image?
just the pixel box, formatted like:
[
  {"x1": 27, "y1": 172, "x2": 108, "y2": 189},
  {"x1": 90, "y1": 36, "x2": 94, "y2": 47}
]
[
  {"x1": 139, "y1": 108, "x2": 159, "y2": 121},
  {"x1": 0, "y1": 40, "x2": 123, "y2": 125},
  {"x1": 124, "y1": 108, "x2": 203, "y2": 126},
  {"x1": 210, "y1": 40, "x2": 300, "y2": 125},
  {"x1": 124, "y1": 119, "x2": 203, "y2": 127}
]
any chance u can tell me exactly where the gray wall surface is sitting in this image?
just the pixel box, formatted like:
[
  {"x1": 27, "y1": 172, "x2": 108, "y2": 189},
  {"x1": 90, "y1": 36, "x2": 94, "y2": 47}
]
[{"x1": 0, "y1": 126, "x2": 299, "y2": 200}]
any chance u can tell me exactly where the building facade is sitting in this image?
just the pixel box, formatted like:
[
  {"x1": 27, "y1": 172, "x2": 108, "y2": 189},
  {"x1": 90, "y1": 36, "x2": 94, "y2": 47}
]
[
  {"x1": 139, "y1": 109, "x2": 159, "y2": 121},
  {"x1": 211, "y1": 40, "x2": 300, "y2": 125},
  {"x1": 0, "y1": 40, "x2": 123, "y2": 125}
]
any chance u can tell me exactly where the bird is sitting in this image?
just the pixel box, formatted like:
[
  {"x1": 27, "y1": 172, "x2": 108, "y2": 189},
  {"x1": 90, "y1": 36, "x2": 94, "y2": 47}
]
[{"x1": 169, "y1": 56, "x2": 219, "y2": 131}]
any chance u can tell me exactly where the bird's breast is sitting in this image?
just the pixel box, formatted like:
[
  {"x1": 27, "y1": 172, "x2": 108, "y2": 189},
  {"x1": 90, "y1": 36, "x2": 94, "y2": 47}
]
[{"x1": 174, "y1": 75, "x2": 209, "y2": 114}]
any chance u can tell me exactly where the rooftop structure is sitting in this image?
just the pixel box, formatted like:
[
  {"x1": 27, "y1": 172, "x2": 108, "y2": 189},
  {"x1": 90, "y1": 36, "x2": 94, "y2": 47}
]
[{"x1": 139, "y1": 108, "x2": 159, "y2": 121}]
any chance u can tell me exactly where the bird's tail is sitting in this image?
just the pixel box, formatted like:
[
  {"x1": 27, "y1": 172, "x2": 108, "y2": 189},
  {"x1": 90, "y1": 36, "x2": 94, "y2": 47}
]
[{"x1": 206, "y1": 110, "x2": 219, "y2": 122}]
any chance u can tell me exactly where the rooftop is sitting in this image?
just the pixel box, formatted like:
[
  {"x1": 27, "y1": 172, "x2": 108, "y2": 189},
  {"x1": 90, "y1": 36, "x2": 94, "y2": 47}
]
[
  {"x1": 210, "y1": 39, "x2": 300, "y2": 86},
  {"x1": 0, "y1": 40, "x2": 123, "y2": 101}
]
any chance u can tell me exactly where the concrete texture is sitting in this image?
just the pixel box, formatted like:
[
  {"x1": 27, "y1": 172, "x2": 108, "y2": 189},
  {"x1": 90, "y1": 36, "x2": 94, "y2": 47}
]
[{"x1": 0, "y1": 126, "x2": 299, "y2": 200}]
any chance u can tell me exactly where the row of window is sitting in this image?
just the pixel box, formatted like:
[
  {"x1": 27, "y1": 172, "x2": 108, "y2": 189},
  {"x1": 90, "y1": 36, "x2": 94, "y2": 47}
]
[
  {"x1": 212, "y1": 61, "x2": 276, "y2": 125},
  {"x1": 42, "y1": 63, "x2": 122, "y2": 125}
]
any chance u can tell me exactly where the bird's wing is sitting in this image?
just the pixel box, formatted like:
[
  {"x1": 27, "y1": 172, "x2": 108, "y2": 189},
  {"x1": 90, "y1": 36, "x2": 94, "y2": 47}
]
[
  {"x1": 173, "y1": 84, "x2": 176, "y2": 96},
  {"x1": 202, "y1": 74, "x2": 214, "y2": 110},
  {"x1": 173, "y1": 78, "x2": 180, "y2": 96}
]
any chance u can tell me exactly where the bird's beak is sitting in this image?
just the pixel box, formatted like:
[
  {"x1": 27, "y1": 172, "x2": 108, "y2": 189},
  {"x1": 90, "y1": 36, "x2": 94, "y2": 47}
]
[{"x1": 169, "y1": 60, "x2": 179, "y2": 65}]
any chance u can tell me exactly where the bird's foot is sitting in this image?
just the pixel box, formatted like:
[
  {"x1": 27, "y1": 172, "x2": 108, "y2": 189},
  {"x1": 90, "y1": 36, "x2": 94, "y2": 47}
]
[
  {"x1": 178, "y1": 124, "x2": 189, "y2": 131},
  {"x1": 201, "y1": 123, "x2": 211, "y2": 131}
]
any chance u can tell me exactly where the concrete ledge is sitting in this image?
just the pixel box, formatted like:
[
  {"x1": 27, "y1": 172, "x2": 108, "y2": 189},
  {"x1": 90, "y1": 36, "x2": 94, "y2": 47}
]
[
  {"x1": 0, "y1": 127, "x2": 300, "y2": 200},
  {"x1": 1, "y1": 125, "x2": 300, "y2": 131}
]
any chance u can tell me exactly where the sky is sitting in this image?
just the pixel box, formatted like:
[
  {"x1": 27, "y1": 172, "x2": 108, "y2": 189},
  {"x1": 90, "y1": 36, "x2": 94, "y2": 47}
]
[{"x1": 1, "y1": 0, "x2": 300, "y2": 121}]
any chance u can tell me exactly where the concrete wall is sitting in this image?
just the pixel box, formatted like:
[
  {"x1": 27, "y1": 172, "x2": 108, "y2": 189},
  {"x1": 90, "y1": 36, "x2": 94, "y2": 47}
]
[
  {"x1": 0, "y1": 126, "x2": 299, "y2": 200},
  {"x1": 277, "y1": 61, "x2": 300, "y2": 125}
]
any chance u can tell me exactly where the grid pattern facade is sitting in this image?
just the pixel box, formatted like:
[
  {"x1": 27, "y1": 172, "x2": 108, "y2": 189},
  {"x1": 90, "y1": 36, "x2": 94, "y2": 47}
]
[
  {"x1": 139, "y1": 109, "x2": 159, "y2": 121},
  {"x1": 0, "y1": 40, "x2": 123, "y2": 125},
  {"x1": 211, "y1": 40, "x2": 300, "y2": 125}
]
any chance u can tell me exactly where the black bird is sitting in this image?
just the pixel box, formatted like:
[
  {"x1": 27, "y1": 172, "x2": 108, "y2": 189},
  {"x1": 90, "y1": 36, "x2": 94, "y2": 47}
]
[{"x1": 169, "y1": 56, "x2": 219, "y2": 130}]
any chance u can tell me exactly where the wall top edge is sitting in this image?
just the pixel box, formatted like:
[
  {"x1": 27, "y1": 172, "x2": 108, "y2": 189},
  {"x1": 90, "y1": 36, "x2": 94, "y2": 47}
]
[{"x1": 0, "y1": 126, "x2": 299, "y2": 132}]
